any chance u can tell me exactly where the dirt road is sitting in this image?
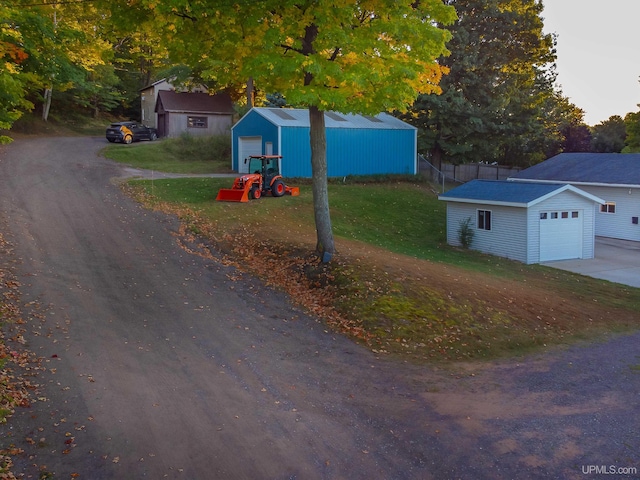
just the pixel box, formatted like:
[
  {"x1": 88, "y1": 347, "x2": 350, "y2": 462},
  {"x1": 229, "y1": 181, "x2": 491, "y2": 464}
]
[{"x1": 0, "y1": 137, "x2": 638, "y2": 479}]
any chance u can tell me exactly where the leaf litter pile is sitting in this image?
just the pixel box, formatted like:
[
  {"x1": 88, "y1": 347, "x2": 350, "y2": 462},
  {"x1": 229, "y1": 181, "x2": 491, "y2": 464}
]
[
  {"x1": 0, "y1": 232, "x2": 48, "y2": 479},
  {"x1": 126, "y1": 185, "x2": 640, "y2": 364}
]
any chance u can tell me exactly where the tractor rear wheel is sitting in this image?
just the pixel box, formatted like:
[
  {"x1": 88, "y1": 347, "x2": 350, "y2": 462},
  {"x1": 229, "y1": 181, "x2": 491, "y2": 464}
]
[
  {"x1": 271, "y1": 179, "x2": 286, "y2": 197},
  {"x1": 250, "y1": 186, "x2": 261, "y2": 200}
]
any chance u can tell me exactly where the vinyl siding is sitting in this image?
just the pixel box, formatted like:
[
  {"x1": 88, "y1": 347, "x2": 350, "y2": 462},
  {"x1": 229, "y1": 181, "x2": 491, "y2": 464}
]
[
  {"x1": 445, "y1": 190, "x2": 597, "y2": 264},
  {"x1": 578, "y1": 186, "x2": 640, "y2": 242},
  {"x1": 446, "y1": 203, "x2": 529, "y2": 263}
]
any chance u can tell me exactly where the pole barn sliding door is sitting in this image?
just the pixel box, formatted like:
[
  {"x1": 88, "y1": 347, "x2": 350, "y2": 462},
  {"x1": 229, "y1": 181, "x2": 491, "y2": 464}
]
[{"x1": 238, "y1": 137, "x2": 263, "y2": 173}]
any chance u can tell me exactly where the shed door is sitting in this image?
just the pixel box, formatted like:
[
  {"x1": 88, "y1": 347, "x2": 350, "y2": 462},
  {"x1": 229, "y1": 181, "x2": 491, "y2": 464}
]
[
  {"x1": 539, "y1": 210, "x2": 583, "y2": 262},
  {"x1": 238, "y1": 137, "x2": 262, "y2": 173}
]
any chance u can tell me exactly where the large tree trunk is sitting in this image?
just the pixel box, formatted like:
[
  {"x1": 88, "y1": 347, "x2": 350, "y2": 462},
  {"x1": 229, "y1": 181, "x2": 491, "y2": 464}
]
[{"x1": 308, "y1": 106, "x2": 335, "y2": 262}]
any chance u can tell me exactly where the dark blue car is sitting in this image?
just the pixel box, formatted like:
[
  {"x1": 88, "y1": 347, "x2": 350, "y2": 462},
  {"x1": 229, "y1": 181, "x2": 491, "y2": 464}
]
[{"x1": 106, "y1": 121, "x2": 158, "y2": 144}]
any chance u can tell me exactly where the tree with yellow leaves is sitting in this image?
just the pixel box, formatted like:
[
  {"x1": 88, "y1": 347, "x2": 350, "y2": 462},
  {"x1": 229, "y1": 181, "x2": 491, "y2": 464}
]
[{"x1": 145, "y1": 0, "x2": 456, "y2": 261}]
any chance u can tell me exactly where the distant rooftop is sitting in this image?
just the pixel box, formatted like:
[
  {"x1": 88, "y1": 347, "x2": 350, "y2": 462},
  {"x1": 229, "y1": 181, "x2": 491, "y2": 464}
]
[{"x1": 511, "y1": 153, "x2": 640, "y2": 186}]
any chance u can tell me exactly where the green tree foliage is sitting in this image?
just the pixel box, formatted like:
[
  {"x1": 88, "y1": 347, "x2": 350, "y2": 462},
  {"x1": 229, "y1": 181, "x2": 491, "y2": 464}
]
[
  {"x1": 0, "y1": 1, "x2": 117, "y2": 126},
  {"x1": 590, "y1": 115, "x2": 626, "y2": 153},
  {"x1": 406, "y1": 0, "x2": 558, "y2": 167},
  {"x1": 55, "y1": 2, "x2": 124, "y2": 119},
  {"x1": 622, "y1": 110, "x2": 640, "y2": 153},
  {"x1": 106, "y1": 18, "x2": 174, "y2": 118},
  {"x1": 561, "y1": 123, "x2": 591, "y2": 152},
  {"x1": 0, "y1": 5, "x2": 32, "y2": 142},
  {"x1": 548, "y1": 94, "x2": 591, "y2": 153},
  {"x1": 140, "y1": 0, "x2": 456, "y2": 260}
]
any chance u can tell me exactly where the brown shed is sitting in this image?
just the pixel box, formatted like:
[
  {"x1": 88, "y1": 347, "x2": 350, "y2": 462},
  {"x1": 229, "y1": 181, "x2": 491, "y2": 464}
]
[{"x1": 155, "y1": 90, "x2": 235, "y2": 138}]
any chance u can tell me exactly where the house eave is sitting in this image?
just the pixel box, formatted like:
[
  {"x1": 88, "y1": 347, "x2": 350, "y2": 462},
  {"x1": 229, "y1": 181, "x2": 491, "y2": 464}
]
[
  {"x1": 526, "y1": 183, "x2": 605, "y2": 206},
  {"x1": 438, "y1": 197, "x2": 527, "y2": 208},
  {"x1": 509, "y1": 177, "x2": 640, "y2": 190}
]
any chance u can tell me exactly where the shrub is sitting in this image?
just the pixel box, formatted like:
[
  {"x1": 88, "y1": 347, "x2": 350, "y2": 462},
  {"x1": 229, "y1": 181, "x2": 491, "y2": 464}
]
[{"x1": 458, "y1": 217, "x2": 474, "y2": 248}]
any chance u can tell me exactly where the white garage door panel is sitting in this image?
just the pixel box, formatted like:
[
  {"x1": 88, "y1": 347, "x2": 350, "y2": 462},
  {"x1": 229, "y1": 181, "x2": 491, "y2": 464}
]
[
  {"x1": 238, "y1": 137, "x2": 262, "y2": 173},
  {"x1": 540, "y1": 212, "x2": 583, "y2": 262}
]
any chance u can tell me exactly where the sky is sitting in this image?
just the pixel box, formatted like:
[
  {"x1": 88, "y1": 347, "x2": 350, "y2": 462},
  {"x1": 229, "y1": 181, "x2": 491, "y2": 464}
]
[{"x1": 541, "y1": 0, "x2": 640, "y2": 126}]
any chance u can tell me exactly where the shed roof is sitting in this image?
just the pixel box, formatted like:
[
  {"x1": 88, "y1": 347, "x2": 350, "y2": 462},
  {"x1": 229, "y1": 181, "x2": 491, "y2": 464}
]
[
  {"x1": 511, "y1": 153, "x2": 640, "y2": 187},
  {"x1": 155, "y1": 90, "x2": 234, "y2": 114},
  {"x1": 438, "y1": 180, "x2": 604, "y2": 207},
  {"x1": 251, "y1": 107, "x2": 415, "y2": 130},
  {"x1": 141, "y1": 78, "x2": 172, "y2": 91}
]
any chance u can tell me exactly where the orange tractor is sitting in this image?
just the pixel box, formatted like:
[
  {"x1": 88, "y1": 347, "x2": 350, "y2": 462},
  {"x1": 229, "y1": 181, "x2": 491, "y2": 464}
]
[{"x1": 216, "y1": 155, "x2": 300, "y2": 202}]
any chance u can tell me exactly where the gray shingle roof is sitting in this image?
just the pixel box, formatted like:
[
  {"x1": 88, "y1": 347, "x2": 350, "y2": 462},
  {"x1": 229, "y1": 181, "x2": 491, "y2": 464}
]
[
  {"x1": 512, "y1": 153, "x2": 640, "y2": 186},
  {"x1": 439, "y1": 180, "x2": 604, "y2": 206},
  {"x1": 253, "y1": 107, "x2": 415, "y2": 130}
]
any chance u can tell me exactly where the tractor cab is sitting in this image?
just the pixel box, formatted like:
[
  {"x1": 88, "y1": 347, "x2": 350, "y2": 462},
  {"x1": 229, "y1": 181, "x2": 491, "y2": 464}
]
[{"x1": 248, "y1": 155, "x2": 281, "y2": 185}]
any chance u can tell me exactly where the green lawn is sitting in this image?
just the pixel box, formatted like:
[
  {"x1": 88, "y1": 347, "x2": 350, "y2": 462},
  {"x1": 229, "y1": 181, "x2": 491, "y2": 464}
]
[
  {"x1": 107, "y1": 141, "x2": 640, "y2": 362},
  {"x1": 102, "y1": 134, "x2": 234, "y2": 174},
  {"x1": 134, "y1": 176, "x2": 536, "y2": 278}
]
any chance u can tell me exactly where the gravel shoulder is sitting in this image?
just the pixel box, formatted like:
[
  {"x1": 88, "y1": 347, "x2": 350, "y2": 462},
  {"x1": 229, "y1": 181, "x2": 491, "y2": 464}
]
[{"x1": 0, "y1": 136, "x2": 638, "y2": 479}]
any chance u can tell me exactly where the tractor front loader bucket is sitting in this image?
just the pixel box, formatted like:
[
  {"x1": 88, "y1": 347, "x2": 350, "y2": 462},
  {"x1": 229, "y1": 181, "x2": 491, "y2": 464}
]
[{"x1": 216, "y1": 188, "x2": 250, "y2": 202}]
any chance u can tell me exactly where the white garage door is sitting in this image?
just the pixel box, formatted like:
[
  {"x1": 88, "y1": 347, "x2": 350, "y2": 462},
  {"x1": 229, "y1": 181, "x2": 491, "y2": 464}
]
[
  {"x1": 539, "y1": 210, "x2": 583, "y2": 262},
  {"x1": 237, "y1": 137, "x2": 262, "y2": 173}
]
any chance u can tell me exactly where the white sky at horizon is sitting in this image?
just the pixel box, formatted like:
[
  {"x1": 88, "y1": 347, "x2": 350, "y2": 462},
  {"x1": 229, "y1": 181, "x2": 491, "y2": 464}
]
[{"x1": 541, "y1": 0, "x2": 640, "y2": 126}]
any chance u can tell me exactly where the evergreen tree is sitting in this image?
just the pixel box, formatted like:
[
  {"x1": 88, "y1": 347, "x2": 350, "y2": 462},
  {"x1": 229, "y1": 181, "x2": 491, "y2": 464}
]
[
  {"x1": 405, "y1": 0, "x2": 558, "y2": 167},
  {"x1": 590, "y1": 115, "x2": 626, "y2": 153}
]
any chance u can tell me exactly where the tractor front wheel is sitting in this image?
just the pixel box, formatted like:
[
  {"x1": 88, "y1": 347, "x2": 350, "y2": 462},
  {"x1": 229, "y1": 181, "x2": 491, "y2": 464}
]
[
  {"x1": 250, "y1": 186, "x2": 261, "y2": 200},
  {"x1": 271, "y1": 179, "x2": 286, "y2": 197}
]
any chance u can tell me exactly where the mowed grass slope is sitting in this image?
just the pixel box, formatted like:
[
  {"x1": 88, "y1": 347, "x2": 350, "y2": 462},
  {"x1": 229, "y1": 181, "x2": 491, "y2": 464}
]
[
  {"x1": 102, "y1": 134, "x2": 234, "y2": 174},
  {"x1": 107, "y1": 139, "x2": 640, "y2": 362}
]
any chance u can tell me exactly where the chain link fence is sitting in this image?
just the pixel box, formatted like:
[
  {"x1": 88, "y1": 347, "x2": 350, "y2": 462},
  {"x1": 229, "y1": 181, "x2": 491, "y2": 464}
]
[{"x1": 418, "y1": 154, "x2": 521, "y2": 193}]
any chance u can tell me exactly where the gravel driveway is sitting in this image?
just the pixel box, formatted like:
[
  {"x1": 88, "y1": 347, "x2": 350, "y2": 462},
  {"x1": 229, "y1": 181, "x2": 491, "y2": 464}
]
[{"x1": 0, "y1": 136, "x2": 638, "y2": 479}]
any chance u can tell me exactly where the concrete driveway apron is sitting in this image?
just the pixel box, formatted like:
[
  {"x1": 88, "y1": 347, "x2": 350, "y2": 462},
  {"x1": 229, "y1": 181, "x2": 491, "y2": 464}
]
[{"x1": 542, "y1": 237, "x2": 640, "y2": 288}]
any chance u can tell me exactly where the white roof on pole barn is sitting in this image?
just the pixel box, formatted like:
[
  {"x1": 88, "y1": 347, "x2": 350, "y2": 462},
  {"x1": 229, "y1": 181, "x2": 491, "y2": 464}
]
[{"x1": 252, "y1": 107, "x2": 416, "y2": 130}]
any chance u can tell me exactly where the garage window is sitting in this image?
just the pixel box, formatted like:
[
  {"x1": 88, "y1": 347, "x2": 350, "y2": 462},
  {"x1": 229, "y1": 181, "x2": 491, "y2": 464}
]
[
  {"x1": 600, "y1": 202, "x2": 616, "y2": 214},
  {"x1": 477, "y1": 210, "x2": 492, "y2": 231},
  {"x1": 188, "y1": 116, "x2": 208, "y2": 128}
]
